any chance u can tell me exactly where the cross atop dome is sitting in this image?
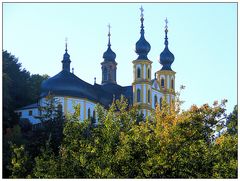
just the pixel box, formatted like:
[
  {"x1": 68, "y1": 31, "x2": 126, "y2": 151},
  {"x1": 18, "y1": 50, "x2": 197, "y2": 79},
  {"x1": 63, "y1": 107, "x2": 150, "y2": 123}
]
[
  {"x1": 108, "y1": 24, "x2": 111, "y2": 35},
  {"x1": 135, "y1": 6, "x2": 151, "y2": 60},
  {"x1": 107, "y1": 24, "x2": 111, "y2": 47},
  {"x1": 140, "y1": 5, "x2": 144, "y2": 18},
  {"x1": 165, "y1": 17, "x2": 168, "y2": 30},
  {"x1": 159, "y1": 17, "x2": 175, "y2": 71},
  {"x1": 65, "y1": 37, "x2": 68, "y2": 52},
  {"x1": 103, "y1": 23, "x2": 116, "y2": 62}
]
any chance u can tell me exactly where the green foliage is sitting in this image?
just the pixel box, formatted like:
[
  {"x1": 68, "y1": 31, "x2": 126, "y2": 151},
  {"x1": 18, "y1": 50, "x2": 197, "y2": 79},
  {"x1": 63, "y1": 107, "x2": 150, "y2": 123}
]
[
  {"x1": 212, "y1": 133, "x2": 237, "y2": 178},
  {"x1": 9, "y1": 144, "x2": 29, "y2": 178},
  {"x1": 226, "y1": 105, "x2": 238, "y2": 135},
  {"x1": 211, "y1": 105, "x2": 238, "y2": 178},
  {"x1": 33, "y1": 135, "x2": 59, "y2": 178},
  {"x1": 22, "y1": 95, "x2": 65, "y2": 166},
  {"x1": 31, "y1": 96, "x2": 237, "y2": 178},
  {"x1": 6, "y1": 95, "x2": 66, "y2": 178},
  {"x1": 38, "y1": 94, "x2": 65, "y2": 154},
  {"x1": 3, "y1": 125, "x2": 27, "y2": 178}
]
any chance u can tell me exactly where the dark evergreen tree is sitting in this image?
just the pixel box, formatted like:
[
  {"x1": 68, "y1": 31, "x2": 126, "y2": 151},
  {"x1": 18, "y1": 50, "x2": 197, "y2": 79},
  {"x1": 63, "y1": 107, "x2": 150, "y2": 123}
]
[
  {"x1": 226, "y1": 105, "x2": 238, "y2": 135},
  {"x1": 2, "y1": 50, "x2": 49, "y2": 178}
]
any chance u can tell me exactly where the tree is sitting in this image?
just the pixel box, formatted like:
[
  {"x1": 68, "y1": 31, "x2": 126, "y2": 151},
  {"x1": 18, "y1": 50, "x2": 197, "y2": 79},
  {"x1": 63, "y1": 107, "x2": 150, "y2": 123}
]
[
  {"x1": 211, "y1": 105, "x2": 238, "y2": 178},
  {"x1": 3, "y1": 50, "x2": 49, "y2": 132},
  {"x1": 226, "y1": 105, "x2": 237, "y2": 135},
  {"x1": 33, "y1": 135, "x2": 59, "y2": 178},
  {"x1": 3, "y1": 50, "x2": 49, "y2": 178},
  {"x1": 212, "y1": 133, "x2": 237, "y2": 178},
  {"x1": 10, "y1": 94, "x2": 237, "y2": 178},
  {"x1": 3, "y1": 125, "x2": 27, "y2": 178},
  {"x1": 38, "y1": 94, "x2": 65, "y2": 154},
  {"x1": 3, "y1": 50, "x2": 27, "y2": 131},
  {"x1": 28, "y1": 74, "x2": 49, "y2": 103},
  {"x1": 31, "y1": 96, "x2": 236, "y2": 178},
  {"x1": 8, "y1": 144, "x2": 29, "y2": 178},
  {"x1": 7, "y1": 95, "x2": 66, "y2": 178}
]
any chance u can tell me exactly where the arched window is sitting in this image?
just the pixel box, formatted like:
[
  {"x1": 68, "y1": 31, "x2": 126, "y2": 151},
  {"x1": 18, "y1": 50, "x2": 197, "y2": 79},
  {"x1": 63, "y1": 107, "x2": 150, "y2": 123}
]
[
  {"x1": 147, "y1": 89, "x2": 150, "y2": 103},
  {"x1": 137, "y1": 67, "x2": 141, "y2": 78},
  {"x1": 103, "y1": 67, "x2": 107, "y2": 81},
  {"x1": 137, "y1": 89, "x2": 141, "y2": 102},
  {"x1": 114, "y1": 70, "x2": 116, "y2": 82},
  {"x1": 57, "y1": 104, "x2": 62, "y2": 112},
  {"x1": 57, "y1": 104, "x2": 63, "y2": 116},
  {"x1": 160, "y1": 97, "x2": 162, "y2": 109},
  {"x1": 154, "y1": 95, "x2": 157, "y2": 108},
  {"x1": 92, "y1": 110, "x2": 96, "y2": 124},
  {"x1": 161, "y1": 78, "x2": 165, "y2": 88},
  {"x1": 171, "y1": 79, "x2": 174, "y2": 89},
  {"x1": 108, "y1": 66, "x2": 112, "y2": 81},
  {"x1": 88, "y1": 108, "x2": 91, "y2": 118},
  {"x1": 147, "y1": 68, "x2": 150, "y2": 79}
]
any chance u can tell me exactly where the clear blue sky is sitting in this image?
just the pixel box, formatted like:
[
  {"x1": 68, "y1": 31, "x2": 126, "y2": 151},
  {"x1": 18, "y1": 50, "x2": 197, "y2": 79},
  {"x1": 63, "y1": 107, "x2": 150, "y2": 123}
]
[{"x1": 3, "y1": 3, "x2": 237, "y2": 113}]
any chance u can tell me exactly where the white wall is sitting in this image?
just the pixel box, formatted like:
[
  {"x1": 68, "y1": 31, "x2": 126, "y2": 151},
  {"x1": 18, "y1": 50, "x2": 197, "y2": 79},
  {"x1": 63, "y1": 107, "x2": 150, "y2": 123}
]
[
  {"x1": 15, "y1": 108, "x2": 41, "y2": 124},
  {"x1": 40, "y1": 96, "x2": 97, "y2": 122}
]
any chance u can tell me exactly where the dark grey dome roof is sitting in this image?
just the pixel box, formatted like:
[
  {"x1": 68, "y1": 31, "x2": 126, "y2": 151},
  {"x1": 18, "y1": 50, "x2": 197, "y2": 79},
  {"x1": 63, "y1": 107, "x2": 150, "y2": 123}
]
[{"x1": 40, "y1": 70, "x2": 98, "y2": 102}]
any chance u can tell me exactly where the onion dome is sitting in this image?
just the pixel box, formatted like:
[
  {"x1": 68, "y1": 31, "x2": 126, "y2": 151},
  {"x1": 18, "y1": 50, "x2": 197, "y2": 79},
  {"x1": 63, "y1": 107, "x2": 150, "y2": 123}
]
[
  {"x1": 135, "y1": 6, "x2": 151, "y2": 60},
  {"x1": 103, "y1": 24, "x2": 116, "y2": 62},
  {"x1": 62, "y1": 41, "x2": 71, "y2": 72},
  {"x1": 160, "y1": 18, "x2": 175, "y2": 71}
]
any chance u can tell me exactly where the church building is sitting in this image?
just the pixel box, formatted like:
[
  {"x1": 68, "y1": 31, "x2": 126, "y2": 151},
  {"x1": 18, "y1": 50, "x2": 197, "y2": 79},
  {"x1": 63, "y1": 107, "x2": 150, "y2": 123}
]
[{"x1": 15, "y1": 7, "x2": 176, "y2": 126}]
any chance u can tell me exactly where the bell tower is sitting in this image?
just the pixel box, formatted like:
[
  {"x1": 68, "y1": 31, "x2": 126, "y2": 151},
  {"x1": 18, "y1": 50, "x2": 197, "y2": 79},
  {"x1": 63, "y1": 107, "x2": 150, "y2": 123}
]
[
  {"x1": 101, "y1": 24, "x2": 117, "y2": 85},
  {"x1": 132, "y1": 6, "x2": 152, "y2": 117},
  {"x1": 156, "y1": 18, "x2": 176, "y2": 105}
]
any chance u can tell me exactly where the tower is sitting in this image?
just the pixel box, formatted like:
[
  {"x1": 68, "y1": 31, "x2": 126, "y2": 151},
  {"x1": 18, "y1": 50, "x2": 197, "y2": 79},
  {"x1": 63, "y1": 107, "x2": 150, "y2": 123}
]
[
  {"x1": 132, "y1": 6, "x2": 152, "y2": 117},
  {"x1": 156, "y1": 18, "x2": 176, "y2": 105},
  {"x1": 101, "y1": 24, "x2": 117, "y2": 84},
  {"x1": 61, "y1": 39, "x2": 71, "y2": 72}
]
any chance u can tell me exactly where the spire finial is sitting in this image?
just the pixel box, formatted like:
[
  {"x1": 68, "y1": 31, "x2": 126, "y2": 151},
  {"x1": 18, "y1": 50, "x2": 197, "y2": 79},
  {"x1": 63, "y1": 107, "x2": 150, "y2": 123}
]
[
  {"x1": 164, "y1": 18, "x2": 169, "y2": 46},
  {"x1": 140, "y1": 5, "x2": 144, "y2": 18},
  {"x1": 62, "y1": 37, "x2": 71, "y2": 72},
  {"x1": 135, "y1": 5, "x2": 151, "y2": 60},
  {"x1": 159, "y1": 17, "x2": 175, "y2": 71},
  {"x1": 140, "y1": 6, "x2": 144, "y2": 32},
  {"x1": 107, "y1": 24, "x2": 111, "y2": 47},
  {"x1": 65, "y1": 37, "x2": 68, "y2": 52},
  {"x1": 165, "y1": 17, "x2": 168, "y2": 31}
]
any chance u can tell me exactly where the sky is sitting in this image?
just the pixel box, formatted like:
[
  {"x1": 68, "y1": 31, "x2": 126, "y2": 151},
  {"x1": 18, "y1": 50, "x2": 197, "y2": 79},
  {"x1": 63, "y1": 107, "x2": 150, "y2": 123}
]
[{"x1": 3, "y1": 2, "x2": 237, "y2": 114}]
